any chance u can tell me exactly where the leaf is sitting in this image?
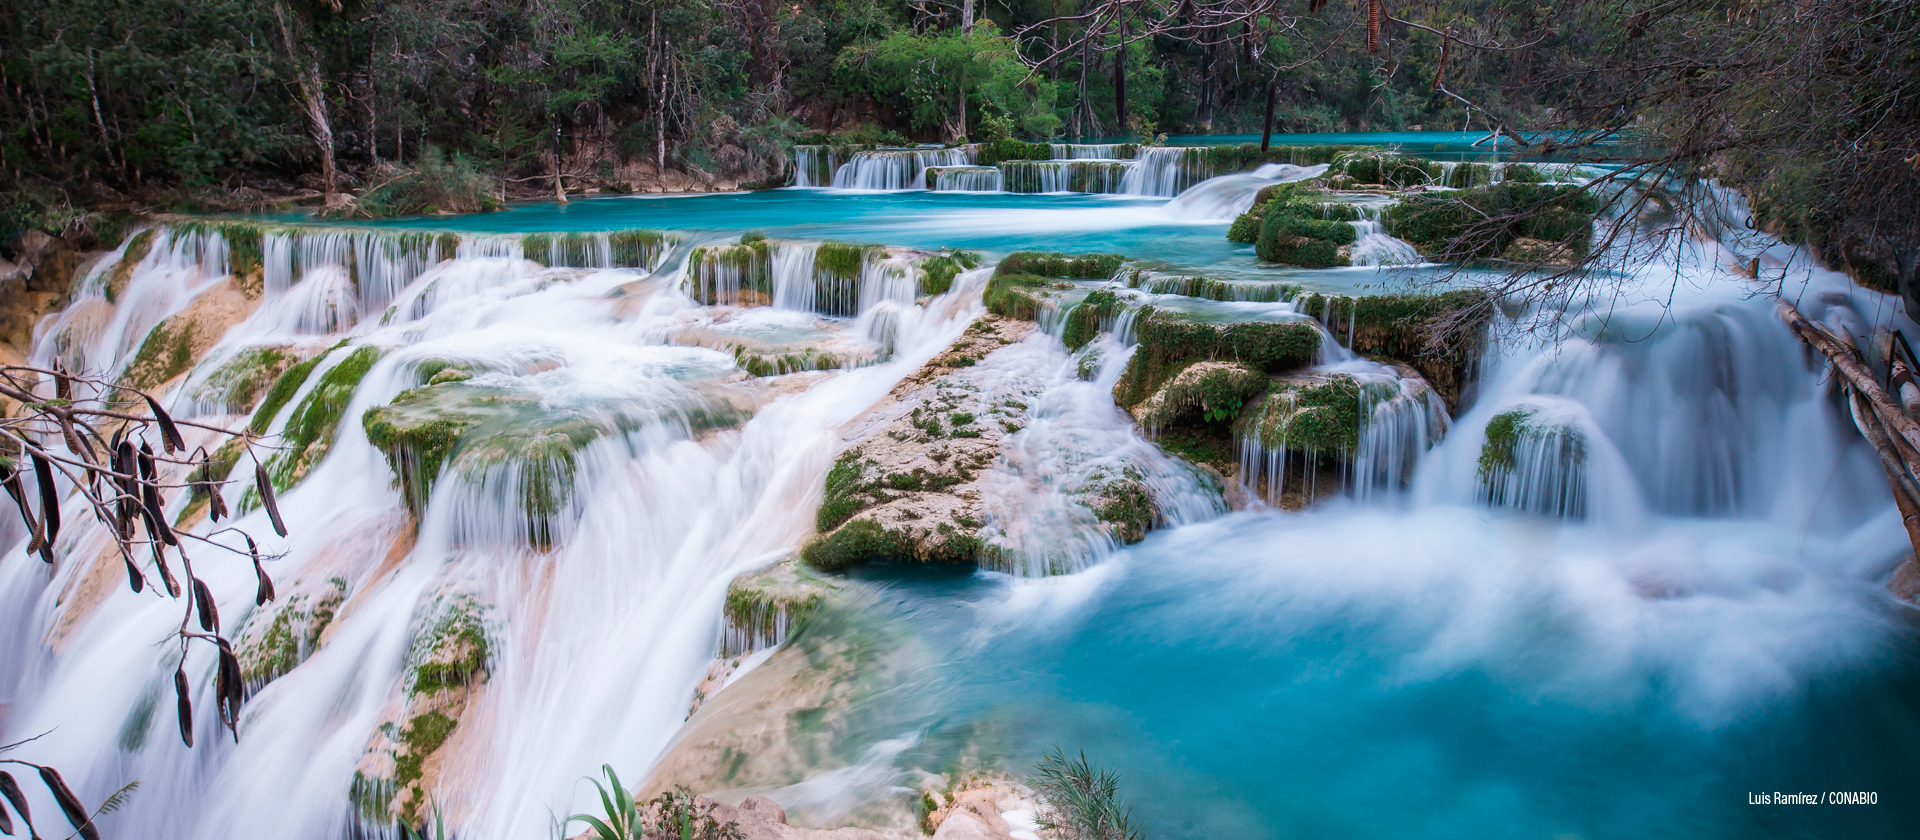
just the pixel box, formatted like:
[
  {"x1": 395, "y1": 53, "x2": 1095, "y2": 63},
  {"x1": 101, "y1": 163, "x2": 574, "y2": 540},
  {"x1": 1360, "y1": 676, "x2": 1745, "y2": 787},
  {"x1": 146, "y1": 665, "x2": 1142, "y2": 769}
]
[
  {"x1": 175, "y1": 667, "x2": 194, "y2": 748},
  {"x1": 146, "y1": 394, "x2": 186, "y2": 453},
  {"x1": 123, "y1": 556, "x2": 144, "y2": 594},
  {"x1": 255, "y1": 461, "x2": 286, "y2": 537},
  {"x1": 29, "y1": 453, "x2": 58, "y2": 551},
  {"x1": 92, "y1": 781, "x2": 138, "y2": 816},
  {"x1": 37, "y1": 765, "x2": 99, "y2": 840},
  {"x1": 192, "y1": 577, "x2": 219, "y2": 632},
  {"x1": 0, "y1": 771, "x2": 28, "y2": 826}
]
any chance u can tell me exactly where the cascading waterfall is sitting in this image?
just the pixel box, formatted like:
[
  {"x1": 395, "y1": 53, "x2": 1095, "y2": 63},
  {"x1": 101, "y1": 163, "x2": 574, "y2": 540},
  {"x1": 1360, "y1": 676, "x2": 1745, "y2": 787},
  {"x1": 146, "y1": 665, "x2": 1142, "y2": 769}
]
[
  {"x1": 830, "y1": 148, "x2": 971, "y2": 190},
  {"x1": 792, "y1": 145, "x2": 838, "y2": 188},
  {"x1": 1347, "y1": 207, "x2": 1424, "y2": 266},
  {"x1": 0, "y1": 222, "x2": 997, "y2": 840},
  {"x1": 1000, "y1": 160, "x2": 1131, "y2": 194},
  {"x1": 925, "y1": 166, "x2": 1003, "y2": 192},
  {"x1": 1121, "y1": 147, "x2": 1213, "y2": 197},
  {"x1": 1160, "y1": 163, "x2": 1329, "y2": 221},
  {"x1": 1049, "y1": 143, "x2": 1135, "y2": 160}
]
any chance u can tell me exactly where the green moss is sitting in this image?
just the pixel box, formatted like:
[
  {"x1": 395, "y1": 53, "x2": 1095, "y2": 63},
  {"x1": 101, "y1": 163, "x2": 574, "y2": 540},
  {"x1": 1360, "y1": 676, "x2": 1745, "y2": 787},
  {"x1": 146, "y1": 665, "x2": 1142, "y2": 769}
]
[
  {"x1": 1478, "y1": 409, "x2": 1530, "y2": 479},
  {"x1": 720, "y1": 559, "x2": 833, "y2": 656},
  {"x1": 801, "y1": 519, "x2": 914, "y2": 571},
  {"x1": 362, "y1": 389, "x2": 482, "y2": 517},
  {"x1": 815, "y1": 241, "x2": 881, "y2": 279},
  {"x1": 393, "y1": 710, "x2": 458, "y2": 822},
  {"x1": 194, "y1": 345, "x2": 298, "y2": 414},
  {"x1": 408, "y1": 599, "x2": 489, "y2": 695},
  {"x1": 1255, "y1": 203, "x2": 1357, "y2": 267},
  {"x1": 254, "y1": 345, "x2": 383, "y2": 493},
  {"x1": 1306, "y1": 291, "x2": 1490, "y2": 408},
  {"x1": 607, "y1": 229, "x2": 667, "y2": 268},
  {"x1": 121, "y1": 317, "x2": 197, "y2": 390},
  {"x1": 1092, "y1": 477, "x2": 1156, "y2": 543},
  {"x1": 1387, "y1": 182, "x2": 1599, "y2": 260},
  {"x1": 105, "y1": 228, "x2": 156, "y2": 303},
  {"x1": 974, "y1": 139, "x2": 1053, "y2": 165},
  {"x1": 920, "y1": 249, "x2": 981, "y2": 295},
  {"x1": 986, "y1": 252, "x2": 1126, "y2": 321},
  {"x1": 1062, "y1": 289, "x2": 1126, "y2": 351},
  {"x1": 817, "y1": 449, "x2": 871, "y2": 531},
  {"x1": 1112, "y1": 309, "x2": 1320, "y2": 408},
  {"x1": 1238, "y1": 375, "x2": 1372, "y2": 453},
  {"x1": 1475, "y1": 406, "x2": 1588, "y2": 515},
  {"x1": 250, "y1": 348, "x2": 333, "y2": 435},
  {"x1": 687, "y1": 240, "x2": 773, "y2": 304},
  {"x1": 1133, "y1": 362, "x2": 1269, "y2": 429}
]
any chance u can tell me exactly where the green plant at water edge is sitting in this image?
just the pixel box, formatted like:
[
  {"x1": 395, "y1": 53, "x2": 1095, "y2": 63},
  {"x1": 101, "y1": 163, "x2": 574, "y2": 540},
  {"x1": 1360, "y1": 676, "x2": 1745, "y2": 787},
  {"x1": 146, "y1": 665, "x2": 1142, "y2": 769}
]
[
  {"x1": 920, "y1": 249, "x2": 981, "y2": 296},
  {"x1": 568, "y1": 766, "x2": 740, "y2": 840},
  {"x1": 348, "y1": 145, "x2": 503, "y2": 219},
  {"x1": 1030, "y1": 748, "x2": 1142, "y2": 840}
]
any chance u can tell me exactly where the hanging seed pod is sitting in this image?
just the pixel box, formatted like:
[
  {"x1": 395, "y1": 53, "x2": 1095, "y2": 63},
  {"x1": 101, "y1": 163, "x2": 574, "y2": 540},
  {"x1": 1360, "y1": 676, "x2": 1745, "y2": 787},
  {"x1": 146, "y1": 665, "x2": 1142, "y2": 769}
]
[
  {"x1": 216, "y1": 641, "x2": 245, "y2": 737},
  {"x1": 151, "y1": 540, "x2": 181, "y2": 597},
  {"x1": 1367, "y1": 0, "x2": 1383, "y2": 55},
  {"x1": 192, "y1": 447, "x2": 227, "y2": 522},
  {"x1": 37, "y1": 766, "x2": 99, "y2": 840},
  {"x1": 114, "y1": 440, "x2": 140, "y2": 537},
  {"x1": 0, "y1": 467, "x2": 44, "y2": 558},
  {"x1": 253, "y1": 555, "x2": 275, "y2": 605},
  {"x1": 175, "y1": 667, "x2": 195, "y2": 748},
  {"x1": 124, "y1": 555, "x2": 145, "y2": 593},
  {"x1": 52, "y1": 359, "x2": 71, "y2": 402},
  {"x1": 146, "y1": 394, "x2": 186, "y2": 453},
  {"x1": 0, "y1": 783, "x2": 12, "y2": 834},
  {"x1": 255, "y1": 461, "x2": 287, "y2": 537},
  {"x1": 139, "y1": 443, "x2": 176, "y2": 546},
  {"x1": 1433, "y1": 30, "x2": 1450, "y2": 90},
  {"x1": 192, "y1": 577, "x2": 219, "y2": 632},
  {"x1": 30, "y1": 452, "x2": 59, "y2": 547},
  {"x1": 0, "y1": 771, "x2": 29, "y2": 827}
]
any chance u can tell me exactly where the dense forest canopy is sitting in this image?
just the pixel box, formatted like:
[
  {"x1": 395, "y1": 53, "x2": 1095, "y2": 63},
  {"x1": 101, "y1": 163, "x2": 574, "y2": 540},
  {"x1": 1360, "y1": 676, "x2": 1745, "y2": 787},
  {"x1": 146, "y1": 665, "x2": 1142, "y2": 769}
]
[{"x1": 1, "y1": 0, "x2": 1915, "y2": 304}]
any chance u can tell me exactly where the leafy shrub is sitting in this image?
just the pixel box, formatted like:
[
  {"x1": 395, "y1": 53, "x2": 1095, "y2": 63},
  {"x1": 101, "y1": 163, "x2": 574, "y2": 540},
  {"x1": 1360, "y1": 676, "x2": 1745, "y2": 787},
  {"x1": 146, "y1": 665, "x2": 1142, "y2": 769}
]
[{"x1": 348, "y1": 146, "x2": 502, "y2": 219}]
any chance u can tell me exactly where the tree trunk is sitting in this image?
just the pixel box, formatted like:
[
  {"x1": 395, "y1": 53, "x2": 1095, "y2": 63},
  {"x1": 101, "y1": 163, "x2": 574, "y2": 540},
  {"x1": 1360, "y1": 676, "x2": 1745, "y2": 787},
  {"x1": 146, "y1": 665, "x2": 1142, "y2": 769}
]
[
  {"x1": 962, "y1": 0, "x2": 974, "y2": 34},
  {"x1": 552, "y1": 121, "x2": 568, "y2": 205},
  {"x1": 1112, "y1": 31, "x2": 1128, "y2": 136},
  {"x1": 1261, "y1": 75, "x2": 1277, "y2": 152},
  {"x1": 654, "y1": 12, "x2": 668, "y2": 183},
  {"x1": 274, "y1": 2, "x2": 341, "y2": 210}
]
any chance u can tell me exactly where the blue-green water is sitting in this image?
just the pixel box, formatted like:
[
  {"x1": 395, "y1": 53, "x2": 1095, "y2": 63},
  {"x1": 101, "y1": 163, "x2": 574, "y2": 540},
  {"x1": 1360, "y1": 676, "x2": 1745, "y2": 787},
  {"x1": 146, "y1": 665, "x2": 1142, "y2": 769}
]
[{"x1": 837, "y1": 510, "x2": 1920, "y2": 839}]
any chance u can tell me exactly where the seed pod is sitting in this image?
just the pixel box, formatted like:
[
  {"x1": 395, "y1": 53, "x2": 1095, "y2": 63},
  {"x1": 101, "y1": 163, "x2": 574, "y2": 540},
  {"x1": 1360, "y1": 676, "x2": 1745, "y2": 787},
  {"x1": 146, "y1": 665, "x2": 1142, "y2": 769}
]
[
  {"x1": 0, "y1": 783, "x2": 12, "y2": 833},
  {"x1": 1433, "y1": 31, "x2": 1450, "y2": 90},
  {"x1": 140, "y1": 443, "x2": 177, "y2": 546},
  {"x1": 151, "y1": 540, "x2": 181, "y2": 598},
  {"x1": 192, "y1": 577, "x2": 219, "y2": 633},
  {"x1": 0, "y1": 771, "x2": 29, "y2": 826},
  {"x1": 253, "y1": 556, "x2": 275, "y2": 605},
  {"x1": 216, "y1": 641, "x2": 245, "y2": 737},
  {"x1": 30, "y1": 451, "x2": 59, "y2": 548},
  {"x1": 52, "y1": 359, "x2": 71, "y2": 402},
  {"x1": 38, "y1": 765, "x2": 99, "y2": 840},
  {"x1": 114, "y1": 441, "x2": 140, "y2": 537},
  {"x1": 175, "y1": 667, "x2": 195, "y2": 748},
  {"x1": 255, "y1": 461, "x2": 287, "y2": 537},
  {"x1": 147, "y1": 394, "x2": 186, "y2": 453},
  {"x1": 0, "y1": 468, "x2": 44, "y2": 559},
  {"x1": 124, "y1": 555, "x2": 145, "y2": 594}
]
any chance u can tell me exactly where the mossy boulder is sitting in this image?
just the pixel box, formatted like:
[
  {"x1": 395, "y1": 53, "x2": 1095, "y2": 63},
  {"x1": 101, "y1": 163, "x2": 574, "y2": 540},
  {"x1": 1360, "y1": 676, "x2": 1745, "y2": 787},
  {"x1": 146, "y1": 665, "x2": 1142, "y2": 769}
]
[
  {"x1": 984, "y1": 252, "x2": 1126, "y2": 320},
  {"x1": 721, "y1": 557, "x2": 838, "y2": 656},
  {"x1": 1255, "y1": 202, "x2": 1359, "y2": 268},
  {"x1": 521, "y1": 229, "x2": 667, "y2": 268},
  {"x1": 235, "y1": 577, "x2": 347, "y2": 691},
  {"x1": 1128, "y1": 361, "x2": 1269, "y2": 430},
  {"x1": 252, "y1": 345, "x2": 383, "y2": 498},
  {"x1": 407, "y1": 597, "x2": 489, "y2": 695},
  {"x1": 1111, "y1": 308, "x2": 1320, "y2": 410},
  {"x1": 1302, "y1": 291, "x2": 1491, "y2": 410},
  {"x1": 918, "y1": 249, "x2": 981, "y2": 296},
  {"x1": 1477, "y1": 404, "x2": 1589, "y2": 517},
  {"x1": 1387, "y1": 182, "x2": 1599, "y2": 261},
  {"x1": 1326, "y1": 153, "x2": 1442, "y2": 189},
  {"x1": 1235, "y1": 374, "x2": 1373, "y2": 454},
  {"x1": 191, "y1": 345, "x2": 307, "y2": 414},
  {"x1": 810, "y1": 241, "x2": 886, "y2": 316},
  {"x1": 1061, "y1": 289, "x2": 1128, "y2": 351},
  {"x1": 688, "y1": 239, "x2": 773, "y2": 306},
  {"x1": 973, "y1": 138, "x2": 1053, "y2": 166}
]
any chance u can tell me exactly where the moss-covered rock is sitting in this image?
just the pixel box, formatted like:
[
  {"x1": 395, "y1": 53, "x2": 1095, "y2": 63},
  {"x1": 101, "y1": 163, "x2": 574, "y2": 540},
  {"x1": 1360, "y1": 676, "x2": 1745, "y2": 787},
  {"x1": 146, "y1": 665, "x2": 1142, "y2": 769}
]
[
  {"x1": 1476, "y1": 405, "x2": 1589, "y2": 517},
  {"x1": 1111, "y1": 308, "x2": 1320, "y2": 409},
  {"x1": 104, "y1": 228, "x2": 156, "y2": 303},
  {"x1": 1129, "y1": 361, "x2": 1269, "y2": 430},
  {"x1": 254, "y1": 345, "x2": 383, "y2": 496},
  {"x1": 973, "y1": 138, "x2": 1053, "y2": 166},
  {"x1": 810, "y1": 241, "x2": 886, "y2": 316},
  {"x1": 1235, "y1": 374, "x2": 1371, "y2": 453},
  {"x1": 687, "y1": 239, "x2": 773, "y2": 305},
  {"x1": 1304, "y1": 291, "x2": 1490, "y2": 410},
  {"x1": 1061, "y1": 289, "x2": 1127, "y2": 351},
  {"x1": 120, "y1": 275, "x2": 261, "y2": 391},
  {"x1": 1387, "y1": 182, "x2": 1599, "y2": 260},
  {"x1": 1256, "y1": 203, "x2": 1359, "y2": 267},
  {"x1": 720, "y1": 557, "x2": 837, "y2": 656},
  {"x1": 191, "y1": 345, "x2": 305, "y2": 414},
  {"x1": 235, "y1": 577, "x2": 347, "y2": 691},
  {"x1": 408, "y1": 597, "x2": 489, "y2": 695},
  {"x1": 1326, "y1": 153, "x2": 1442, "y2": 189},
  {"x1": 919, "y1": 249, "x2": 981, "y2": 296},
  {"x1": 984, "y1": 252, "x2": 1125, "y2": 320}
]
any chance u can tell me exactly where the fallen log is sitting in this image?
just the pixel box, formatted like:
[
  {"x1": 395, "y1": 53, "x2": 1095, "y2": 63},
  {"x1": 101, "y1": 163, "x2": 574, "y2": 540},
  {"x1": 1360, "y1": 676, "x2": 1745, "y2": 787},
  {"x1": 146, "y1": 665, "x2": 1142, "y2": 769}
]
[{"x1": 1778, "y1": 300, "x2": 1920, "y2": 600}]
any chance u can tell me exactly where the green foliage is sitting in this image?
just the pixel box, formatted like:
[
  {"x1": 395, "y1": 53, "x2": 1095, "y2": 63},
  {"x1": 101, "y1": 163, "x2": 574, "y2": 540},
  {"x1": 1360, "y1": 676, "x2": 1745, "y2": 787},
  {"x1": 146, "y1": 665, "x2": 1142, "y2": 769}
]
[
  {"x1": 801, "y1": 519, "x2": 914, "y2": 571},
  {"x1": 817, "y1": 450, "x2": 870, "y2": 531},
  {"x1": 1240, "y1": 375, "x2": 1369, "y2": 453},
  {"x1": 568, "y1": 766, "x2": 739, "y2": 840},
  {"x1": 1112, "y1": 309, "x2": 1320, "y2": 408},
  {"x1": 1030, "y1": 749, "x2": 1142, "y2": 840},
  {"x1": 836, "y1": 23, "x2": 1061, "y2": 140},
  {"x1": 976, "y1": 139, "x2": 1054, "y2": 165},
  {"x1": 920, "y1": 249, "x2": 980, "y2": 295},
  {"x1": 348, "y1": 147, "x2": 502, "y2": 218},
  {"x1": 1387, "y1": 183, "x2": 1600, "y2": 260},
  {"x1": 1062, "y1": 289, "x2": 1126, "y2": 351}
]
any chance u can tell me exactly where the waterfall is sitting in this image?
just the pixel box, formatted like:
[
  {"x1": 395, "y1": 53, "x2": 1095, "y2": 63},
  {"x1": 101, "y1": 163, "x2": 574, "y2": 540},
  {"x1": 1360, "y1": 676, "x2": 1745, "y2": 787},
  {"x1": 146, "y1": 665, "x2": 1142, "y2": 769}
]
[
  {"x1": 926, "y1": 166, "x2": 1004, "y2": 191},
  {"x1": 1049, "y1": 143, "x2": 1135, "y2": 160},
  {"x1": 1347, "y1": 207, "x2": 1424, "y2": 266},
  {"x1": 1160, "y1": 163, "x2": 1330, "y2": 221},
  {"x1": 1001, "y1": 160, "x2": 1130, "y2": 194},
  {"x1": 830, "y1": 148, "x2": 971, "y2": 190},
  {"x1": 791, "y1": 145, "x2": 838, "y2": 188},
  {"x1": 770, "y1": 242, "x2": 820, "y2": 311},
  {"x1": 1121, "y1": 147, "x2": 1212, "y2": 197}
]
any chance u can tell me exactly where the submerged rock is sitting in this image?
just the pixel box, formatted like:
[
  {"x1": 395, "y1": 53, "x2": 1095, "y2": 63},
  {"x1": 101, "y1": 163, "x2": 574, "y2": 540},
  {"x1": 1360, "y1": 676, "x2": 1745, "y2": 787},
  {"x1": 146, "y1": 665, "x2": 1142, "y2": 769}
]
[
  {"x1": 720, "y1": 556, "x2": 838, "y2": 658},
  {"x1": 1476, "y1": 403, "x2": 1589, "y2": 517}
]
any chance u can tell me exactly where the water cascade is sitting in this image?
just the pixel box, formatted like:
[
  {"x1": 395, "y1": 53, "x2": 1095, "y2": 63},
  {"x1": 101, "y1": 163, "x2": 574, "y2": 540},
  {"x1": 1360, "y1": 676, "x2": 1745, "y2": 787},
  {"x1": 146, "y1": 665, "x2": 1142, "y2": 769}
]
[
  {"x1": 830, "y1": 148, "x2": 972, "y2": 190},
  {"x1": 924, "y1": 166, "x2": 1004, "y2": 192},
  {"x1": 1000, "y1": 160, "x2": 1132, "y2": 194},
  {"x1": 1121, "y1": 147, "x2": 1214, "y2": 197},
  {"x1": 792, "y1": 145, "x2": 838, "y2": 188},
  {"x1": 1049, "y1": 143, "x2": 1137, "y2": 160},
  {"x1": 1346, "y1": 206, "x2": 1424, "y2": 266}
]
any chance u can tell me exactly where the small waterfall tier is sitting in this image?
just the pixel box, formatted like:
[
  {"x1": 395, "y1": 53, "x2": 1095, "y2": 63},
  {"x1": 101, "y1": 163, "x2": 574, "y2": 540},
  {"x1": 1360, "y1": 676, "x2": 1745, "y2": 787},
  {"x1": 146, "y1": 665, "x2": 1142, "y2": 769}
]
[{"x1": 830, "y1": 147, "x2": 972, "y2": 190}]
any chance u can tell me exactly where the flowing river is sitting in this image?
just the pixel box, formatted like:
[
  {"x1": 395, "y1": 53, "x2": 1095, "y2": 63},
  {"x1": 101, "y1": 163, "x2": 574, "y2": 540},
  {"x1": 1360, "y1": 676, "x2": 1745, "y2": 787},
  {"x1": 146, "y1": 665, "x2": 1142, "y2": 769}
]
[{"x1": 0, "y1": 135, "x2": 1915, "y2": 839}]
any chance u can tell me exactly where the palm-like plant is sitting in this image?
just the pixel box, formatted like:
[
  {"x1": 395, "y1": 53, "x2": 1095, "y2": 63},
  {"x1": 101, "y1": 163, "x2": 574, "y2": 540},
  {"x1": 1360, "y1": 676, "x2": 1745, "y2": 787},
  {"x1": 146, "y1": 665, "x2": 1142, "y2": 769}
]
[{"x1": 1030, "y1": 748, "x2": 1143, "y2": 840}]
